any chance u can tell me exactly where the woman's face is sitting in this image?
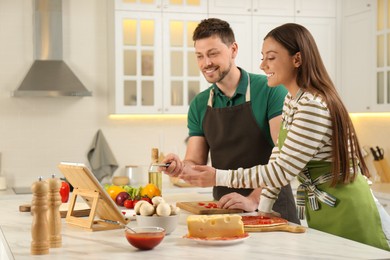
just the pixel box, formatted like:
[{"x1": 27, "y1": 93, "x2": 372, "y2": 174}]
[{"x1": 260, "y1": 37, "x2": 300, "y2": 89}]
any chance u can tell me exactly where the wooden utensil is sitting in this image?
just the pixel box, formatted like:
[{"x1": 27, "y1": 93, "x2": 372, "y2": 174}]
[
  {"x1": 244, "y1": 224, "x2": 306, "y2": 233},
  {"x1": 176, "y1": 201, "x2": 244, "y2": 215}
]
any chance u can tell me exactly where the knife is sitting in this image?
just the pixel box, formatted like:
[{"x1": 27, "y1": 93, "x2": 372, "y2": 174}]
[
  {"x1": 370, "y1": 147, "x2": 380, "y2": 160},
  {"x1": 152, "y1": 163, "x2": 171, "y2": 167},
  {"x1": 376, "y1": 146, "x2": 384, "y2": 160}
]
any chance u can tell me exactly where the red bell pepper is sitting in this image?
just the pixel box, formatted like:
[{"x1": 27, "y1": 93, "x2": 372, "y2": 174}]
[{"x1": 59, "y1": 181, "x2": 70, "y2": 203}]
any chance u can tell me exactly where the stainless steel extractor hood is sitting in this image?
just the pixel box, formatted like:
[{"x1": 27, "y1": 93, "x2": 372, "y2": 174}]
[{"x1": 12, "y1": 0, "x2": 92, "y2": 97}]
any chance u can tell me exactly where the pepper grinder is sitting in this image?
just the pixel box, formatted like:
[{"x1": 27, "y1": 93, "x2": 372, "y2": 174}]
[
  {"x1": 31, "y1": 176, "x2": 49, "y2": 255},
  {"x1": 47, "y1": 174, "x2": 62, "y2": 248}
]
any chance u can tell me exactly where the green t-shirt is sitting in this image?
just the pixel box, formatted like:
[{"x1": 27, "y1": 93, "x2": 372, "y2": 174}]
[{"x1": 187, "y1": 68, "x2": 287, "y2": 146}]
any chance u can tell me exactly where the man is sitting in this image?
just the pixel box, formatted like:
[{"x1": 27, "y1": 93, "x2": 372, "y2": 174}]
[{"x1": 163, "y1": 18, "x2": 299, "y2": 223}]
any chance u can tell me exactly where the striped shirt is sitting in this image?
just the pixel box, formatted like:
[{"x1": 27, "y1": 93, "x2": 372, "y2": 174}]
[{"x1": 216, "y1": 91, "x2": 333, "y2": 213}]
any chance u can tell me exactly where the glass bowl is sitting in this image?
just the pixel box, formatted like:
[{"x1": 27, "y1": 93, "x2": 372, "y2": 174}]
[{"x1": 124, "y1": 226, "x2": 165, "y2": 250}]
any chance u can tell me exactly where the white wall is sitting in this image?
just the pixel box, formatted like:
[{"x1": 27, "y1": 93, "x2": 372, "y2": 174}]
[{"x1": 0, "y1": 0, "x2": 188, "y2": 188}]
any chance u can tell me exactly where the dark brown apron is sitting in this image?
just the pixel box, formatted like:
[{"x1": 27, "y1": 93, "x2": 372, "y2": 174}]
[{"x1": 202, "y1": 73, "x2": 299, "y2": 223}]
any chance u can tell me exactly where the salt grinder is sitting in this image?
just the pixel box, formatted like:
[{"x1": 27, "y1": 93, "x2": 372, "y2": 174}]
[
  {"x1": 47, "y1": 174, "x2": 62, "y2": 248},
  {"x1": 31, "y1": 176, "x2": 49, "y2": 255}
]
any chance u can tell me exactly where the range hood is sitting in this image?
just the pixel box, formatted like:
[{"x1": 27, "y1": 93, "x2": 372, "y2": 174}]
[{"x1": 12, "y1": 0, "x2": 92, "y2": 97}]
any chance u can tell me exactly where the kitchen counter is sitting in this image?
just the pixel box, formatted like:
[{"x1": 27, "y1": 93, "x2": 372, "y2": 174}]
[
  {"x1": 1, "y1": 189, "x2": 390, "y2": 260},
  {"x1": 371, "y1": 183, "x2": 390, "y2": 214},
  {"x1": 371, "y1": 183, "x2": 390, "y2": 198}
]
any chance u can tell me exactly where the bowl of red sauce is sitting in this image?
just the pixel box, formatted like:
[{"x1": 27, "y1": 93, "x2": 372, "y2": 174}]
[{"x1": 125, "y1": 226, "x2": 165, "y2": 250}]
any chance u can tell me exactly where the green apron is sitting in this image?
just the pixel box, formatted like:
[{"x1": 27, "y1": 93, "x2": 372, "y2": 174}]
[{"x1": 278, "y1": 125, "x2": 390, "y2": 251}]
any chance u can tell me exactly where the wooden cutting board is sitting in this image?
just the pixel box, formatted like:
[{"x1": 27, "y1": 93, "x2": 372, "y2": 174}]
[
  {"x1": 244, "y1": 224, "x2": 306, "y2": 233},
  {"x1": 176, "y1": 201, "x2": 244, "y2": 215}
]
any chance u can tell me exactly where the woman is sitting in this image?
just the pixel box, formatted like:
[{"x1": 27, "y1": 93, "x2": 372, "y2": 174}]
[{"x1": 177, "y1": 23, "x2": 390, "y2": 251}]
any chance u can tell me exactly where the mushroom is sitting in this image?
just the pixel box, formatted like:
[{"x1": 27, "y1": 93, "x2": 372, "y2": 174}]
[
  {"x1": 156, "y1": 202, "x2": 171, "y2": 217},
  {"x1": 151, "y1": 196, "x2": 165, "y2": 207},
  {"x1": 139, "y1": 202, "x2": 155, "y2": 216},
  {"x1": 169, "y1": 204, "x2": 181, "y2": 215},
  {"x1": 134, "y1": 200, "x2": 148, "y2": 215}
]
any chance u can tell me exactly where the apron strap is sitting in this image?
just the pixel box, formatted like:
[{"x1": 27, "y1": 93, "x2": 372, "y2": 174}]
[
  {"x1": 207, "y1": 72, "x2": 251, "y2": 107},
  {"x1": 207, "y1": 89, "x2": 214, "y2": 107},
  {"x1": 245, "y1": 73, "x2": 250, "y2": 102},
  {"x1": 296, "y1": 168, "x2": 341, "y2": 219}
]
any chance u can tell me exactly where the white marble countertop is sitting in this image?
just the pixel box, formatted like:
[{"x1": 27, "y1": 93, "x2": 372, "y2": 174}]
[
  {"x1": 371, "y1": 183, "x2": 390, "y2": 200},
  {"x1": 1, "y1": 188, "x2": 390, "y2": 260}
]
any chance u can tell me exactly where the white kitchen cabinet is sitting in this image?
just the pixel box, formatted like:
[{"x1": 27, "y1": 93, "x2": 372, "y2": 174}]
[
  {"x1": 251, "y1": 16, "x2": 295, "y2": 73},
  {"x1": 161, "y1": 12, "x2": 208, "y2": 114},
  {"x1": 109, "y1": 0, "x2": 208, "y2": 114},
  {"x1": 295, "y1": 17, "x2": 337, "y2": 84},
  {"x1": 114, "y1": 0, "x2": 207, "y2": 13},
  {"x1": 208, "y1": 0, "x2": 295, "y2": 16},
  {"x1": 341, "y1": 0, "x2": 390, "y2": 113},
  {"x1": 109, "y1": 0, "x2": 338, "y2": 114},
  {"x1": 208, "y1": 0, "x2": 336, "y2": 17},
  {"x1": 209, "y1": 0, "x2": 337, "y2": 79},
  {"x1": 295, "y1": 0, "x2": 336, "y2": 17},
  {"x1": 341, "y1": 0, "x2": 375, "y2": 112},
  {"x1": 342, "y1": 0, "x2": 373, "y2": 16}
]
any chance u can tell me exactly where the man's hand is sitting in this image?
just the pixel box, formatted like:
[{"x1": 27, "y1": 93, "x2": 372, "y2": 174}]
[
  {"x1": 178, "y1": 165, "x2": 216, "y2": 187},
  {"x1": 218, "y1": 192, "x2": 258, "y2": 212},
  {"x1": 161, "y1": 153, "x2": 184, "y2": 177}
]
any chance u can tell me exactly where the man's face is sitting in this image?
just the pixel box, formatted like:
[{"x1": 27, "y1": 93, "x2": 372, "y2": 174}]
[{"x1": 194, "y1": 35, "x2": 237, "y2": 83}]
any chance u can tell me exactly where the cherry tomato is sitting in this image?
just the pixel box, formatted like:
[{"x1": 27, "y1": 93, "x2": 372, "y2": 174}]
[{"x1": 124, "y1": 199, "x2": 134, "y2": 209}]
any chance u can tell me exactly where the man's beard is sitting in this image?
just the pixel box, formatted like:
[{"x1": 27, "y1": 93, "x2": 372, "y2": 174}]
[{"x1": 204, "y1": 62, "x2": 232, "y2": 84}]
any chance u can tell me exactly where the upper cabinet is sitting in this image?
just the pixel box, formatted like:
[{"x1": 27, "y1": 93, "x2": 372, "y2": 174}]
[
  {"x1": 109, "y1": 0, "x2": 342, "y2": 114},
  {"x1": 341, "y1": 0, "x2": 390, "y2": 113},
  {"x1": 208, "y1": 0, "x2": 337, "y2": 83},
  {"x1": 341, "y1": 0, "x2": 374, "y2": 112},
  {"x1": 295, "y1": 0, "x2": 336, "y2": 17},
  {"x1": 109, "y1": 0, "x2": 208, "y2": 114},
  {"x1": 114, "y1": 0, "x2": 207, "y2": 13},
  {"x1": 375, "y1": 0, "x2": 390, "y2": 111},
  {"x1": 208, "y1": 0, "x2": 295, "y2": 16}
]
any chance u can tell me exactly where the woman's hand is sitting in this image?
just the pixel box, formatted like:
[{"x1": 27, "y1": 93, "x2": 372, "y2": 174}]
[
  {"x1": 178, "y1": 165, "x2": 216, "y2": 187},
  {"x1": 161, "y1": 153, "x2": 184, "y2": 177},
  {"x1": 218, "y1": 192, "x2": 258, "y2": 212}
]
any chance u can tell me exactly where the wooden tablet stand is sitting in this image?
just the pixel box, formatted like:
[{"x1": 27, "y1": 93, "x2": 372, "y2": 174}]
[
  {"x1": 58, "y1": 162, "x2": 129, "y2": 232},
  {"x1": 66, "y1": 188, "x2": 123, "y2": 231}
]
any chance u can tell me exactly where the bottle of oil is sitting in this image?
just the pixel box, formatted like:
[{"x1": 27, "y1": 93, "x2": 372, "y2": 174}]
[{"x1": 148, "y1": 148, "x2": 162, "y2": 192}]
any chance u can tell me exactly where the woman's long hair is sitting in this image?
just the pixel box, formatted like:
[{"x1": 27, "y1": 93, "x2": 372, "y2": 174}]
[{"x1": 265, "y1": 23, "x2": 369, "y2": 185}]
